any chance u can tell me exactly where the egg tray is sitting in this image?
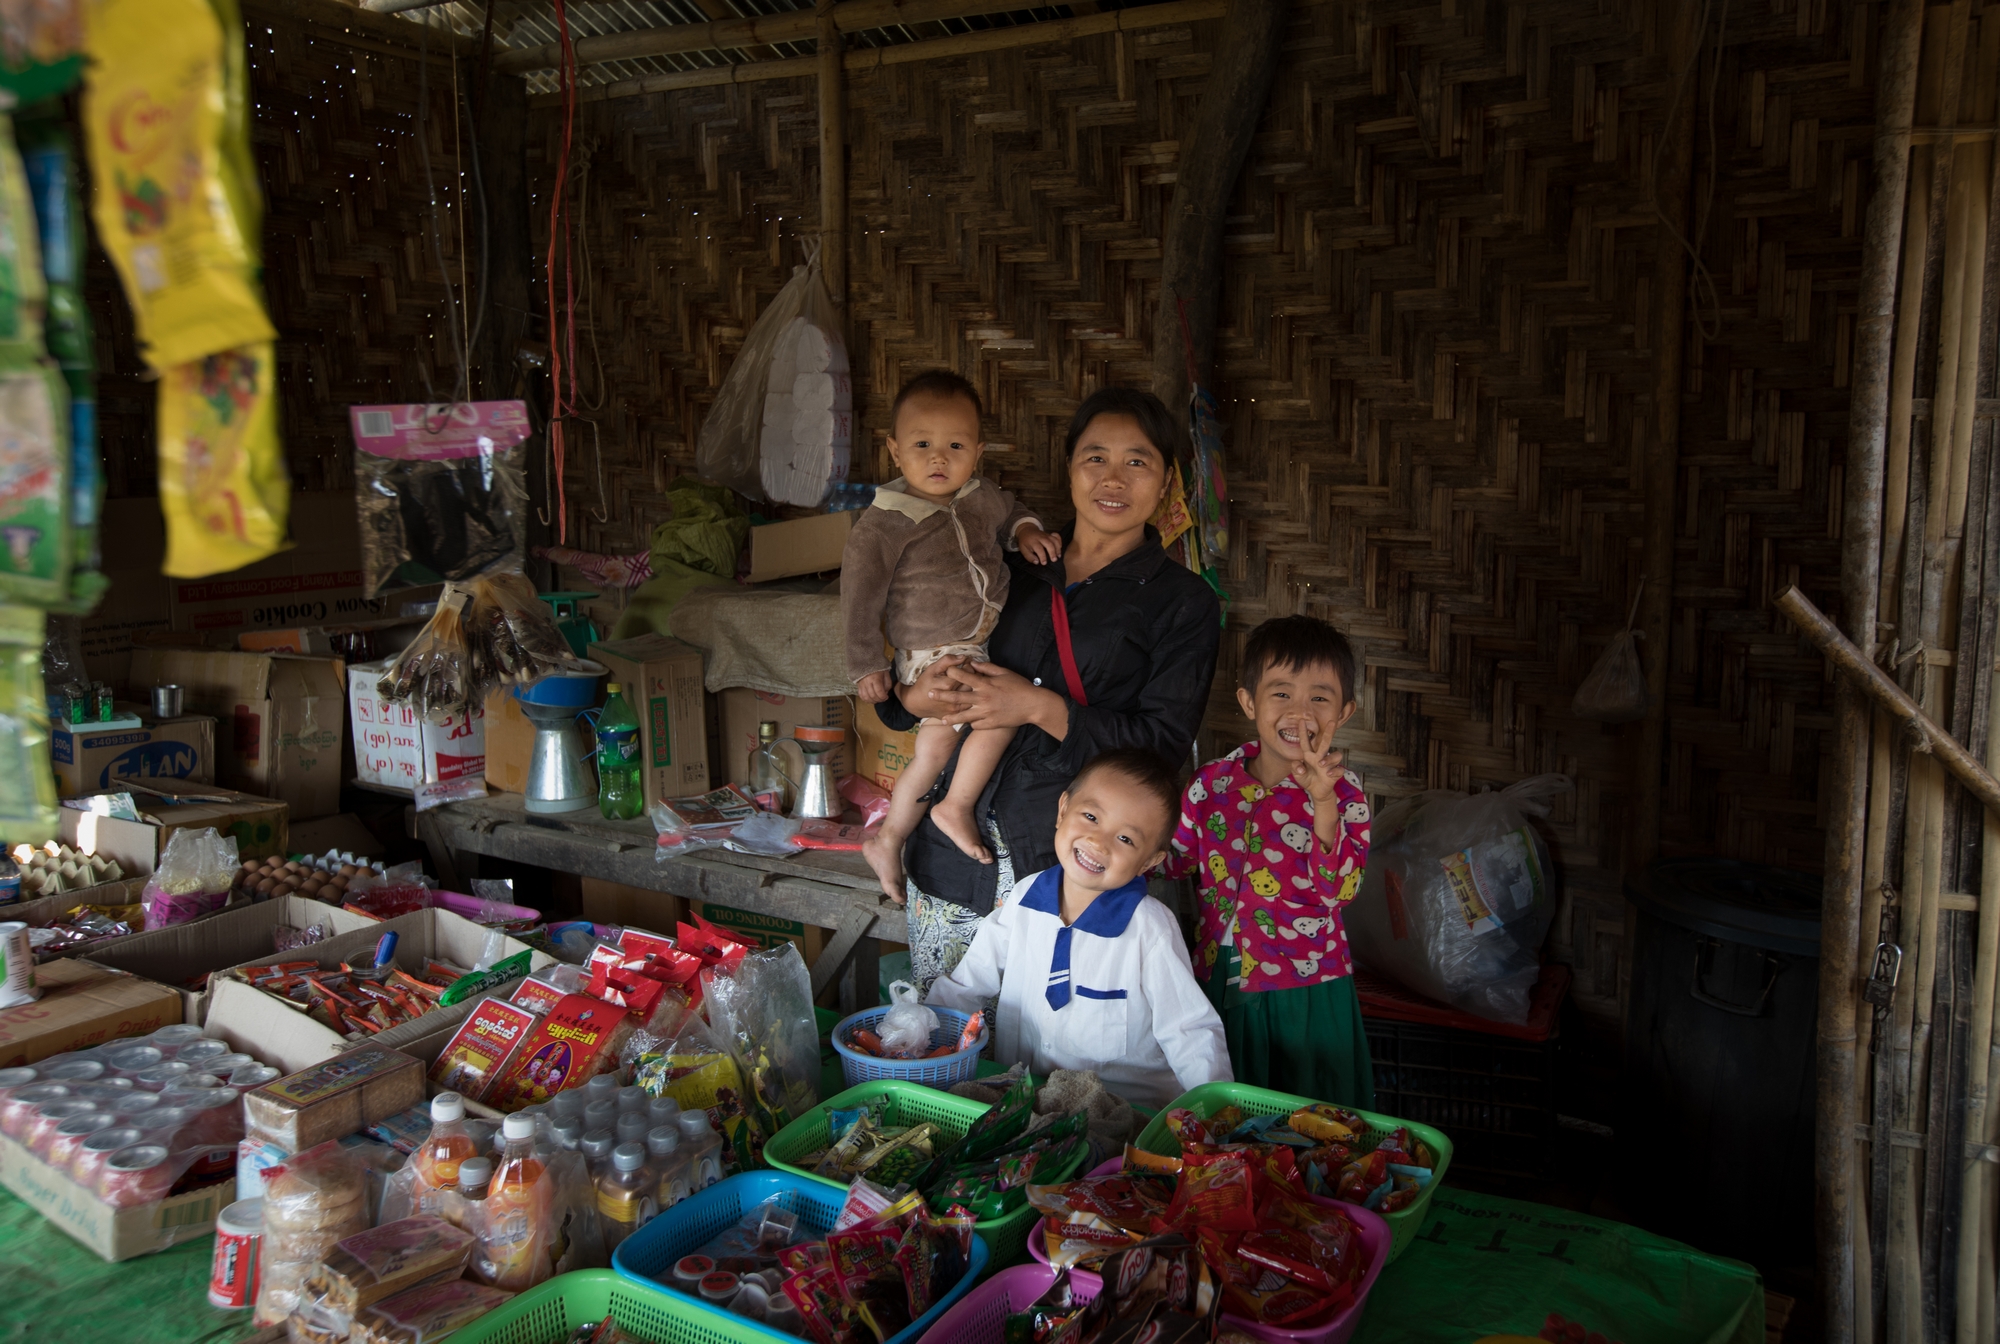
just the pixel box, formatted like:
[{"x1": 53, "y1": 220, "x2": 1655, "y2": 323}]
[{"x1": 9, "y1": 841, "x2": 125, "y2": 897}]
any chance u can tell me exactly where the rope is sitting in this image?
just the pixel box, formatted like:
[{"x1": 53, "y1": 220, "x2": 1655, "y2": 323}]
[{"x1": 544, "y1": 0, "x2": 579, "y2": 541}]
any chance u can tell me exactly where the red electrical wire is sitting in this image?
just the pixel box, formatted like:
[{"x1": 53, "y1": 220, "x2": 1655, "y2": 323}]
[{"x1": 545, "y1": 0, "x2": 579, "y2": 541}]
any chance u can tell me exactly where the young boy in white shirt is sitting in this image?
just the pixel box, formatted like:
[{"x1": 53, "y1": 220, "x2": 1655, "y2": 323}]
[{"x1": 927, "y1": 747, "x2": 1231, "y2": 1110}]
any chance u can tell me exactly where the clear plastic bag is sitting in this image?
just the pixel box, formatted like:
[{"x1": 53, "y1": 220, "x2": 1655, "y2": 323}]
[
  {"x1": 1347, "y1": 775, "x2": 1572, "y2": 1024},
  {"x1": 350, "y1": 401, "x2": 534, "y2": 599},
  {"x1": 141, "y1": 825, "x2": 239, "y2": 929},
  {"x1": 703, "y1": 942, "x2": 821, "y2": 1129},
  {"x1": 256, "y1": 1141, "x2": 372, "y2": 1326},
  {"x1": 694, "y1": 240, "x2": 850, "y2": 505},
  {"x1": 878, "y1": 981, "x2": 937, "y2": 1058},
  {"x1": 1572, "y1": 584, "x2": 1649, "y2": 722},
  {"x1": 723, "y1": 811, "x2": 802, "y2": 857}
]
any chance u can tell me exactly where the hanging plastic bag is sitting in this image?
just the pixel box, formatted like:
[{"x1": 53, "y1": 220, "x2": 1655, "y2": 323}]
[
  {"x1": 141, "y1": 824, "x2": 240, "y2": 928},
  {"x1": 0, "y1": 604, "x2": 55, "y2": 843},
  {"x1": 157, "y1": 341, "x2": 289, "y2": 577},
  {"x1": 1572, "y1": 583, "x2": 1649, "y2": 722},
  {"x1": 82, "y1": 0, "x2": 275, "y2": 372},
  {"x1": 694, "y1": 240, "x2": 850, "y2": 505},
  {"x1": 349, "y1": 401, "x2": 534, "y2": 598},
  {"x1": 704, "y1": 941, "x2": 821, "y2": 1131},
  {"x1": 878, "y1": 980, "x2": 938, "y2": 1058},
  {"x1": 0, "y1": 109, "x2": 44, "y2": 366},
  {"x1": 1346, "y1": 775, "x2": 1571, "y2": 1024},
  {"x1": 0, "y1": 363, "x2": 71, "y2": 605}
]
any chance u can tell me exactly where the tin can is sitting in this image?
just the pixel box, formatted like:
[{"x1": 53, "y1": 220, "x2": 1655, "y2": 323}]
[
  {"x1": 147, "y1": 1025, "x2": 210, "y2": 1053},
  {"x1": 175, "y1": 1039, "x2": 229, "y2": 1066},
  {"x1": 0, "y1": 921, "x2": 35, "y2": 1008},
  {"x1": 208, "y1": 1198, "x2": 262, "y2": 1309},
  {"x1": 72, "y1": 1126, "x2": 143, "y2": 1186},
  {"x1": 132, "y1": 1062, "x2": 193, "y2": 1091},
  {"x1": 21, "y1": 1099, "x2": 95, "y2": 1156},
  {"x1": 45, "y1": 1112, "x2": 116, "y2": 1169},
  {"x1": 130, "y1": 1105, "x2": 192, "y2": 1149},
  {"x1": 0, "y1": 1082, "x2": 68, "y2": 1138},
  {"x1": 228, "y1": 1064, "x2": 279, "y2": 1091},
  {"x1": 39, "y1": 1059, "x2": 105, "y2": 1083},
  {"x1": 175, "y1": 1090, "x2": 243, "y2": 1146},
  {"x1": 201, "y1": 1053, "x2": 254, "y2": 1076},
  {"x1": 99, "y1": 1144, "x2": 174, "y2": 1208},
  {"x1": 0, "y1": 1066, "x2": 38, "y2": 1103},
  {"x1": 103, "y1": 1044, "x2": 164, "y2": 1075}
]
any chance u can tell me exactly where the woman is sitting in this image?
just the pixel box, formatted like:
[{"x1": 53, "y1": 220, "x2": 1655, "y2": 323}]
[{"x1": 876, "y1": 387, "x2": 1223, "y2": 991}]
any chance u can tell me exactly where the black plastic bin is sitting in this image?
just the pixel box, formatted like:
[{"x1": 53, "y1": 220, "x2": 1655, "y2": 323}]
[{"x1": 1619, "y1": 858, "x2": 1820, "y2": 1266}]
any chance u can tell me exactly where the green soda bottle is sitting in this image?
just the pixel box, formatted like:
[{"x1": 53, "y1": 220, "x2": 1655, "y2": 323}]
[{"x1": 596, "y1": 683, "x2": 644, "y2": 820}]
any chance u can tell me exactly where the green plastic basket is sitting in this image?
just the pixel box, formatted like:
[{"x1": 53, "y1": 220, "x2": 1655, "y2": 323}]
[
  {"x1": 763, "y1": 1079, "x2": 1087, "y2": 1270},
  {"x1": 1131, "y1": 1081, "x2": 1454, "y2": 1264},
  {"x1": 447, "y1": 1269, "x2": 749, "y2": 1344}
]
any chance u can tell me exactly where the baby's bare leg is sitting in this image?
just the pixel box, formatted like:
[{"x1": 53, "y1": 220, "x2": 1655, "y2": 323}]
[
  {"x1": 930, "y1": 726, "x2": 1017, "y2": 864},
  {"x1": 861, "y1": 721, "x2": 960, "y2": 903}
]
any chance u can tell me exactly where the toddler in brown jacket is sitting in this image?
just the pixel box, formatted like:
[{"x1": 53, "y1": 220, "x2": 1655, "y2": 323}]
[{"x1": 843, "y1": 371, "x2": 1061, "y2": 902}]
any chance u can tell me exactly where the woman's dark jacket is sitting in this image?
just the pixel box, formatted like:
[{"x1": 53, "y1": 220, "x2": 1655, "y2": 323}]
[{"x1": 876, "y1": 524, "x2": 1221, "y2": 914}]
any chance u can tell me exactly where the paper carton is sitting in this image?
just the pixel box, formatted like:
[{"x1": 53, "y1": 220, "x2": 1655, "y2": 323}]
[
  {"x1": 0, "y1": 1133, "x2": 225, "y2": 1261},
  {"x1": 481, "y1": 688, "x2": 533, "y2": 795},
  {"x1": 60, "y1": 785, "x2": 289, "y2": 876},
  {"x1": 588, "y1": 635, "x2": 710, "y2": 805},
  {"x1": 49, "y1": 713, "x2": 216, "y2": 799},
  {"x1": 853, "y1": 700, "x2": 918, "y2": 792},
  {"x1": 126, "y1": 649, "x2": 348, "y2": 822},
  {"x1": 348, "y1": 658, "x2": 485, "y2": 794},
  {"x1": 744, "y1": 511, "x2": 855, "y2": 582},
  {"x1": 0, "y1": 957, "x2": 182, "y2": 1067},
  {"x1": 718, "y1": 686, "x2": 853, "y2": 786}
]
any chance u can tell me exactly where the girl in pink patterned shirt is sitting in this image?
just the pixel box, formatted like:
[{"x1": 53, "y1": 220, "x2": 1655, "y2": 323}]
[{"x1": 1163, "y1": 615, "x2": 1375, "y2": 1106}]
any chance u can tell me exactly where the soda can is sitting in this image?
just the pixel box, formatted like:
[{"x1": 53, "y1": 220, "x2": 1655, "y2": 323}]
[
  {"x1": 99, "y1": 1144, "x2": 173, "y2": 1208},
  {"x1": 0, "y1": 921, "x2": 36, "y2": 1008},
  {"x1": 72, "y1": 1126, "x2": 143, "y2": 1187},
  {"x1": 208, "y1": 1198, "x2": 263, "y2": 1309}
]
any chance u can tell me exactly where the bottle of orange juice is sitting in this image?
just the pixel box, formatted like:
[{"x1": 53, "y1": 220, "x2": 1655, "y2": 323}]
[
  {"x1": 480, "y1": 1113, "x2": 551, "y2": 1290},
  {"x1": 412, "y1": 1093, "x2": 477, "y2": 1210}
]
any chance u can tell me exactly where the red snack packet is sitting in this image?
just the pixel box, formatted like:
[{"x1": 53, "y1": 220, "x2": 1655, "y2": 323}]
[
  {"x1": 1165, "y1": 1149, "x2": 1258, "y2": 1233},
  {"x1": 1197, "y1": 1226, "x2": 1336, "y2": 1327},
  {"x1": 955, "y1": 1011, "x2": 984, "y2": 1054}
]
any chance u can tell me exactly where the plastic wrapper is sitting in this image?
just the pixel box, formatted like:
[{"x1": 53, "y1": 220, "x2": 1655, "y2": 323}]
[
  {"x1": 1346, "y1": 774, "x2": 1571, "y2": 1024},
  {"x1": 466, "y1": 1147, "x2": 604, "y2": 1290},
  {"x1": 722, "y1": 810, "x2": 801, "y2": 857},
  {"x1": 349, "y1": 1279, "x2": 515, "y2": 1344},
  {"x1": 1572, "y1": 627, "x2": 1648, "y2": 722},
  {"x1": 156, "y1": 341, "x2": 289, "y2": 578},
  {"x1": 629, "y1": 1007, "x2": 744, "y2": 1130},
  {"x1": 0, "y1": 604, "x2": 56, "y2": 841},
  {"x1": 703, "y1": 941, "x2": 820, "y2": 1134},
  {"x1": 0, "y1": 363, "x2": 71, "y2": 609},
  {"x1": 1003, "y1": 1270, "x2": 1082, "y2": 1344},
  {"x1": 349, "y1": 400, "x2": 532, "y2": 597},
  {"x1": 876, "y1": 981, "x2": 937, "y2": 1059},
  {"x1": 141, "y1": 825, "x2": 239, "y2": 929},
  {"x1": 304, "y1": 1214, "x2": 475, "y2": 1318},
  {"x1": 694, "y1": 243, "x2": 850, "y2": 505},
  {"x1": 256, "y1": 1141, "x2": 371, "y2": 1326}
]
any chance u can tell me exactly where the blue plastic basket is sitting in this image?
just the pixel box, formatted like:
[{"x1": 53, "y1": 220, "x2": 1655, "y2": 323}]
[
  {"x1": 829, "y1": 1004, "x2": 988, "y2": 1088},
  {"x1": 611, "y1": 1171, "x2": 990, "y2": 1344}
]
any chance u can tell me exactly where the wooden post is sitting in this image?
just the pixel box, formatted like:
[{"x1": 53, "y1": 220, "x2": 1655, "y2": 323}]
[
  {"x1": 1630, "y1": 0, "x2": 1702, "y2": 866},
  {"x1": 817, "y1": 0, "x2": 846, "y2": 309},
  {"x1": 1150, "y1": 0, "x2": 1290, "y2": 412}
]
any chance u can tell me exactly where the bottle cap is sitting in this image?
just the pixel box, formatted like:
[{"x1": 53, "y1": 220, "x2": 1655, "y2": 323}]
[
  {"x1": 580, "y1": 1129, "x2": 615, "y2": 1158},
  {"x1": 616, "y1": 1113, "x2": 649, "y2": 1142},
  {"x1": 431, "y1": 1092, "x2": 465, "y2": 1122},
  {"x1": 647, "y1": 1126, "x2": 680, "y2": 1156},
  {"x1": 617, "y1": 1085, "x2": 646, "y2": 1112},
  {"x1": 607, "y1": 682, "x2": 622, "y2": 694},
  {"x1": 584, "y1": 1100, "x2": 617, "y2": 1132},
  {"x1": 502, "y1": 1114, "x2": 536, "y2": 1140},
  {"x1": 647, "y1": 1095, "x2": 681, "y2": 1122},
  {"x1": 612, "y1": 1142, "x2": 647, "y2": 1172},
  {"x1": 553, "y1": 1119, "x2": 583, "y2": 1147},
  {"x1": 457, "y1": 1156, "x2": 492, "y2": 1190},
  {"x1": 585, "y1": 1075, "x2": 619, "y2": 1101},
  {"x1": 759, "y1": 720, "x2": 779, "y2": 741},
  {"x1": 678, "y1": 1111, "x2": 713, "y2": 1139},
  {"x1": 551, "y1": 1091, "x2": 585, "y2": 1118}
]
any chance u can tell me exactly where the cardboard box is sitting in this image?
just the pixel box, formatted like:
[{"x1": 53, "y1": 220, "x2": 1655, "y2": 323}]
[
  {"x1": 745, "y1": 511, "x2": 855, "y2": 583},
  {"x1": 349, "y1": 657, "x2": 486, "y2": 794},
  {"x1": 854, "y1": 700, "x2": 918, "y2": 793},
  {"x1": 482, "y1": 689, "x2": 533, "y2": 795},
  {"x1": 84, "y1": 895, "x2": 377, "y2": 1023},
  {"x1": 718, "y1": 687, "x2": 853, "y2": 786},
  {"x1": 288, "y1": 813, "x2": 384, "y2": 860},
  {"x1": 126, "y1": 649, "x2": 348, "y2": 822},
  {"x1": 244, "y1": 1044, "x2": 426, "y2": 1151},
  {"x1": 49, "y1": 713, "x2": 217, "y2": 799},
  {"x1": 579, "y1": 878, "x2": 683, "y2": 934},
  {"x1": 0, "y1": 957, "x2": 182, "y2": 1067},
  {"x1": 201, "y1": 908, "x2": 552, "y2": 1073},
  {"x1": 60, "y1": 785, "x2": 290, "y2": 877},
  {"x1": 5, "y1": 877, "x2": 148, "y2": 929},
  {"x1": 0, "y1": 1133, "x2": 225, "y2": 1261},
  {"x1": 588, "y1": 635, "x2": 710, "y2": 805}
]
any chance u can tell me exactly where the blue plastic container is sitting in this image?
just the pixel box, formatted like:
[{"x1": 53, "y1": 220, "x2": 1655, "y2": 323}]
[
  {"x1": 611, "y1": 1171, "x2": 989, "y2": 1344},
  {"x1": 829, "y1": 1004, "x2": 988, "y2": 1088}
]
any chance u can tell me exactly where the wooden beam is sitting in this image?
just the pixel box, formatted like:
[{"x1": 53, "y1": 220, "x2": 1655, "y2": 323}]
[
  {"x1": 265, "y1": 0, "x2": 483, "y2": 58},
  {"x1": 818, "y1": 0, "x2": 847, "y2": 310},
  {"x1": 1150, "y1": 0, "x2": 1290, "y2": 411},
  {"x1": 534, "y1": 1, "x2": 1229, "y2": 108}
]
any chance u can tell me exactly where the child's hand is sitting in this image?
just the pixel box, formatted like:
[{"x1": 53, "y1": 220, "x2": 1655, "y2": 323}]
[
  {"x1": 1296, "y1": 721, "x2": 1350, "y2": 803},
  {"x1": 1017, "y1": 525, "x2": 1063, "y2": 564},
  {"x1": 857, "y1": 670, "x2": 894, "y2": 703}
]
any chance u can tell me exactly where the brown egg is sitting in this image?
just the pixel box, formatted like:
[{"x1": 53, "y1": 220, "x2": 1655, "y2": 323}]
[
  {"x1": 240, "y1": 857, "x2": 260, "y2": 872},
  {"x1": 254, "y1": 877, "x2": 277, "y2": 895},
  {"x1": 277, "y1": 879, "x2": 299, "y2": 896},
  {"x1": 283, "y1": 861, "x2": 304, "y2": 875},
  {"x1": 339, "y1": 864, "x2": 360, "y2": 877}
]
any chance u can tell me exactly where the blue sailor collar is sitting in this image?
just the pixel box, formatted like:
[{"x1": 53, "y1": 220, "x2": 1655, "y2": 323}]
[{"x1": 1017, "y1": 866, "x2": 1149, "y2": 937}]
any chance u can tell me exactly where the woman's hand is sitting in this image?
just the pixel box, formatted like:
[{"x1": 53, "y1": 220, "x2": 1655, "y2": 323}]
[
  {"x1": 930, "y1": 661, "x2": 1070, "y2": 738},
  {"x1": 894, "y1": 655, "x2": 970, "y2": 718}
]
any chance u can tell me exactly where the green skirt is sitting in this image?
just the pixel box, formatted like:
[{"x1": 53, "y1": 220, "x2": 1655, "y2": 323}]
[{"x1": 1203, "y1": 946, "x2": 1376, "y2": 1111}]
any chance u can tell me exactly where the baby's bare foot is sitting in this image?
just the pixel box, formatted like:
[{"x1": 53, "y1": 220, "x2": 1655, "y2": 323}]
[
  {"x1": 931, "y1": 801, "x2": 994, "y2": 864},
  {"x1": 861, "y1": 830, "x2": 908, "y2": 903}
]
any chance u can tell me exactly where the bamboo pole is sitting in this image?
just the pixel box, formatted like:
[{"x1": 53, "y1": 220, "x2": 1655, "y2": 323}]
[
  {"x1": 1818, "y1": 4, "x2": 1927, "y2": 1337},
  {"x1": 817, "y1": 0, "x2": 846, "y2": 310},
  {"x1": 1631, "y1": 0, "x2": 1703, "y2": 866}
]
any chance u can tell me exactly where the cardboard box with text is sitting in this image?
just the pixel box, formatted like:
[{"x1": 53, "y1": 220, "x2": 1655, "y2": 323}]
[
  {"x1": 60, "y1": 785, "x2": 289, "y2": 876},
  {"x1": 0, "y1": 957, "x2": 182, "y2": 1067},
  {"x1": 588, "y1": 635, "x2": 709, "y2": 806},
  {"x1": 719, "y1": 687, "x2": 853, "y2": 788},
  {"x1": 348, "y1": 657, "x2": 485, "y2": 794},
  {"x1": 49, "y1": 713, "x2": 216, "y2": 799}
]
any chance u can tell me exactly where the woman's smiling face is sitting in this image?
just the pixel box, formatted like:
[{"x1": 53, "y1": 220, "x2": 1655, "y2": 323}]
[{"x1": 1069, "y1": 413, "x2": 1168, "y2": 539}]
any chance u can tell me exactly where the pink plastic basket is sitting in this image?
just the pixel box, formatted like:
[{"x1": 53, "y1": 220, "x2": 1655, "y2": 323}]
[
  {"x1": 916, "y1": 1264, "x2": 1101, "y2": 1344},
  {"x1": 1025, "y1": 1159, "x2": 1392, "y2": 1344}
]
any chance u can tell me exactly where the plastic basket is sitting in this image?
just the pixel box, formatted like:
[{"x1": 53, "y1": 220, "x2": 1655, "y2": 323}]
[
  {"x1": 446, "y1": 1270, "x2": 750, "y2": 1344},
  {"x1": 612, "y1": 1170, "x2": 989, "y2": 1344},
  {"x1": 1028, "y1": 1158, "x2": 1390, "y2": 1344},
  {"x1": 915, "y1": 1263, "x2": 1101, "y2": 1344},
  {"x1": 1131, "y1": 1082, "x2": 1452, "y2": 1264},
  {"x1": 830, "y1": 1005, "x2": 989, "y2": 1088},
  {"x1": 763, "y1": 1079, "x2": 1089, "y2": 1269}
]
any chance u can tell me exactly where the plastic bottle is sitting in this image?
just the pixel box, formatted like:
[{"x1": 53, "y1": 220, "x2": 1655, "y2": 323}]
[
  {"x1": 482, "y1": 1114, "x2": 550, "y2": 1291},
  {"x1": 0, "y1": 853, "x2": 17, "y2": 908},
  {"x1": 647, "y1": 1126, "x2": 691, "y2": 1209},
  {"x1": 595, "y1": 1142, "x2": 656, "y2": 1251},
  {"x1": 677, "y1": 1110, "x2": 722, "y2": 1191},
  {"x1": 579, "y1": 1128, "x2": 616, "y2": 1175},
  {"x1": 412, "y1": 1093, "x2": 477, "y2": 1207},
  {"x1": 444, "y1": 1155, "x2": 492, "y2": 1230},
  {"x1": 583, "y1": 1099, "x2": 616, "y2": 1135},
  {"x1": 747, "y1": 721, "x2": 794, "y2": 813},
  {"x1": 615, "y1": 1112, "x2": 649, "y2": 1146},
  {"x1": 646, "y1": 1094, "x2": 682, "y2": 1130},
  {"x1": 596, "y1": 684, "x2": 644, "y2": 820},
  {"x1": 617, "y1": 1085, "x2": 646, "y2": 1114}
]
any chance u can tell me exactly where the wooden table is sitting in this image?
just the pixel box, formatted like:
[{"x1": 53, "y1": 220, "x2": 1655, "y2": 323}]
[{"x1": 414, "y1": 794, "x2": 904, "y2": 1012}]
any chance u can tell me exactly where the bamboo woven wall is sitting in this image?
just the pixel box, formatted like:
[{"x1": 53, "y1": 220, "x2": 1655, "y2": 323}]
[
  {"x1": 89, "y1": 2, "x2": 484, "y2": 498},
  {"x1": 531, "y1": 0, "x2": 1878, "y2": 1023}
]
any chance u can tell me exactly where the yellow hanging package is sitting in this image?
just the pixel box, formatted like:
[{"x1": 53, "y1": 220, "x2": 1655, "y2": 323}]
[
  {"x1": 157, "y1": 341, "x2": 289, "y2": 577},
  {"x1": 82, "y1": 0, "x2": 274, "y2": 371}
]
